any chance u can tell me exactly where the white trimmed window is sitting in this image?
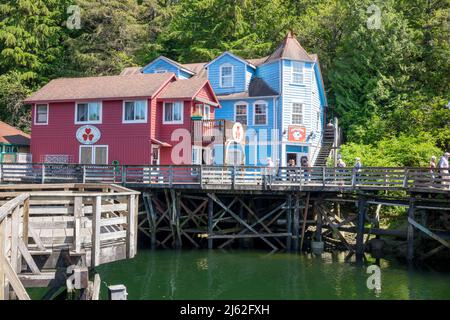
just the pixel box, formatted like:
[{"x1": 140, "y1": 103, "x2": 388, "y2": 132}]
[
  {"x1": 163, "y1": 101, "x2": 183, "y2": 124},
  {"x1": 292, "y1": 61, "x2": 304, "y2": 84},
  {"x1": 79, "y1": 145, "x2": 108, "y2": 164},
  {"x1": 254, "y1": 101, "x2": 268, "y2": 125},
  {"x1": 220, "y1": 64, "x2": 233, "y2": 88},
  {"x1": 123, "y1": 100, "x2": 147, "y2": 123},
  {"x1": 235, "y1": 102, "x2": 248, "y2": 125},
  {"x1": 35, "y1": 104, "x2": 48, "y2": 125},
  {"x1": 203, "y1": 105, "x2": 211, "y2": 120},
  {"x1": 76, "y1": 102, "x2": 101, "y2": 124},
  {"x1": 292, "y1": 103, "x2": 303, "y2": 125}
]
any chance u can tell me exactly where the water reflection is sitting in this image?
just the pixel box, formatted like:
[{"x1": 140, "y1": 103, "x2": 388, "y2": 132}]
[{"x1": 94, "y1": 250, "x2": 450, "y2": 300}]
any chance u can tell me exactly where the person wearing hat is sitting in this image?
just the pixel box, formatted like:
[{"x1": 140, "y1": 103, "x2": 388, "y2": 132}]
[{"x1": 438, "y1": 152, "x2": 450, "y2": 188}]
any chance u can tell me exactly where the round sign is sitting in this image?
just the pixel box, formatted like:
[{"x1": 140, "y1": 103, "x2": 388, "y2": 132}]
[
  {"x1": 76, "y1": 125, "x2": 101, "y2": 145},
  {"x1": 232, "y1": 122, "x2": 244, "y2": 143}
]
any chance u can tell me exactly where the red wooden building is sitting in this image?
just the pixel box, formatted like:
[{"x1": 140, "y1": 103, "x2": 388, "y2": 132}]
[{"x1": 24, "y1": 73, "x2": 220, "y2": 166}]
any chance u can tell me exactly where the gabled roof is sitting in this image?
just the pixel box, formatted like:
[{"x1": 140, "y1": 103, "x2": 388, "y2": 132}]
[
  {"x1": 142, "y1": 56, "x2": 196, "y2": 75},
  {"x1": 0, "y1": 121, "x2": 30, "y2": 146},
  {"x1": 24, "y1": 73, "x2": 176, "y2": 103},
  {"x1": 120, "y1": 67, "x2": 141, "y2": 75},
  {"x1": 158, "y1": 78, "x2": 220, "y2": 106},
  {"x1": 204, "y1": 51, "x2": 256, "y2": 69},
  {"x1": 265, "y1": 31, "x2": 315, "y2": 64}
]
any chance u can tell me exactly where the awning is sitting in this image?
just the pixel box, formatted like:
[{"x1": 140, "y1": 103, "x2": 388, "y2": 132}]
[{"x1": 151, "y1": 138, "x2": 172, "y2": 147}]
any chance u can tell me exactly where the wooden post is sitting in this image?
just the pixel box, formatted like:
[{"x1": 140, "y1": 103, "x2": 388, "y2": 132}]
[
  {"x1": 91, "y1": 196, "x2": 101, "y2": 267},
  {"x1": 169, "y1": 166, "x2": 173, "y2": 187},
  {"x1": 174, "y1": 192, "x2": 182, "y2": 249},
  {"x1": 300, "y1": 192, "x2": 310, "y2": 251},
  {"x1": 82, "y1": 165, "x2": 86, "y2": 183},
  {"x1": 11, "y1": 206, "x2": 20, "y2": 273},
  {"x1": 126, "y1": 195, "x2": 136, "y2": 258},
  {"x1": 0, "y1": 218, "x2": 5, "y2": 300},
  {"x1": 286, "y1": 195, "x2": 292, "y2": 251},
  {"x1": 407, "y1": 200, "x2": 415, "y2": 261},
  {"x1": 315, "y1": 203, "x2": 323, "y2": 242},
  {"x1": 41, "y1": 164, "x2": 46, "y2": 184},
  {"x1": 22, "y1": 198, "x2": 29, "y2": 246},
  {"x1": 356, "y1": 198, "x2": 366, "y2": 260},
  {"x1": 208, "y1": 197, "x2": 213, "y2": 250},
  {"x1": 292, "y1": 193, "x2": 300, "y2": 251},
  {"x1": 74, "y1": 196, "x2": 82, "y2": 253}
]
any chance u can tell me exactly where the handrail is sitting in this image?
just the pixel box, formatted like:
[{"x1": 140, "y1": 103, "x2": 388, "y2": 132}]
[{"x1": 0, "y1": 163, "x2": 449, "y2": 192}]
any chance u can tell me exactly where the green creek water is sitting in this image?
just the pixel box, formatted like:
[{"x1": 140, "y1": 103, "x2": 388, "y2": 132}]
[{"x1": 85, "y1": 250, "x2": 450, "y2": 300}]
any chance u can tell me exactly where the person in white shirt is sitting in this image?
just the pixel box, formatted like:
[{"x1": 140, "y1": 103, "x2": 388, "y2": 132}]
[{"x1": 438, "y1": 152, "x2": 450, "y2": 188}]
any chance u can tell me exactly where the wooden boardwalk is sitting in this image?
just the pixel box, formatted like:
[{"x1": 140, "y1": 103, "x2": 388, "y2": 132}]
[
  {"x1": 0, "y1": 183, "x2": 139, "y2": 300},
  {"x1": 1, "y1": 163, "x2": 449, "y2": 194}
]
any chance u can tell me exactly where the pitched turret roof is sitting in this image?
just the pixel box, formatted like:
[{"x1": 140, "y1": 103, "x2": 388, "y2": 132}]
[{"x1": 264, "y1": 31, "x2": 315, "y2": 64}]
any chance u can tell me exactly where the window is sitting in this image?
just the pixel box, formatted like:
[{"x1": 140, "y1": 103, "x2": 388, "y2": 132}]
[
  {"x1": 76, "y1": 102, "x2": 101, "y2": 124},
  {"x1": 192, "y1": 146, "x2": 202, "y2": 165},
  {"x1": 203, "y1": 105, "x2": 211, "y2": 120},
  {"x1": 292, "y1": 103, "x2": 303, "y2": 125},
  {"x1": 254, "y1": 101, "x2": 267, "y2": 125},
  {"x1": 235, "y1": 103, "x2": 248, "y2": 125},
  {"x1": 79, "y1": 145, "x2": 108, "y2": 164},
  {"x1": 35, "y1": 104, "x2": 48, "y2": 125},
  {"x1": 220, "y1": 64, "x2": 233, "y2": 88},
  {"x1": 292, "y1": 61, "x2": 304, "y2": 84},
  {"x1": 163, "y1": 101, "x2": 183, "y2": 124},
  {"x1": 123, "y1": 100, "x2": 147, "y2": 123},
  {"x1": 192, "y1": 104, "x2": 211, "y2": 120},
  {"x1": 154, "y1": 69, "x2": 167, "y2": 74}
]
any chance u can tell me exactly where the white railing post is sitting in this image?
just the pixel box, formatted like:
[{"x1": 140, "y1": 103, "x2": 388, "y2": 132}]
[
  {"x1": 82, "y1": 165, "x2": 86, "y2": 183},
  {"x1": 41, "y1": 164, "x2": 46, "y2": 184},
  {"x1": 121, "y1": 165, "x2": 126, "y2": 184},
  {"x1": 169, "y1": 166, "x2": 173, "y2": 187}
]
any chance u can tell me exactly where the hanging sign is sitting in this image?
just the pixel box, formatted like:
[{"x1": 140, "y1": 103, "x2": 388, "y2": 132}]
[
  {"x1": 288, "y1": 126, "x2": 307, "y2": 142},
  {"x1": 231, "y1": 122, "x2": 244, "y2": 143},
  {"x1": 76, "y1": 125, "x2": 101, "y2": 145}
]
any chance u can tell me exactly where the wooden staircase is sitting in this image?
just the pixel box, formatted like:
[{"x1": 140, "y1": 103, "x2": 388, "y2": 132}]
[{"x1": 314, "y1": 126, "x2": 335, "y2": 167}]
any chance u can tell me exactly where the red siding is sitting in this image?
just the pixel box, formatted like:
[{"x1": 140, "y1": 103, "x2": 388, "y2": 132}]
[{"x1": 31, "y1": 99, "x2": 153, "y2": 165}]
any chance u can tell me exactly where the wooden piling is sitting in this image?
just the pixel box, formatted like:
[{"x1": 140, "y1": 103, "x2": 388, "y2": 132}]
[
  {"x1": 73, "y1": 196, "x2": 82, "y2": 253},
  {"x1": 315, "y1": 202, "x2": 322, "y2": 242},
  {"x1": 286, "y1": 195, "x2": 292, "y2": 251},
  {"x1": 91, "y1": 196, "x2": 101, "y2": 267},
  {"x1": 293, "y1": 193, "x2": 300, "y2": 251},
  {"x1": 300, "y1": 192, "x2": 310, "y2": 251},
  {"x1": 356, "y1": 198, "x2": 366, "y2": 259},
  {"x1": 407, "y1": 200, "x2": 415, "y2": 261},
  {"x1": 126, "y1": 194, "x2": 136, "y2": 258},
  {"x1": 208, "y1": 197, "x2": 213, "y2": 249}
]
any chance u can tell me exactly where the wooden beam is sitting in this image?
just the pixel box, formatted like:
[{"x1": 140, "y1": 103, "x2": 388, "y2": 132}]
[
  {"x1": 355, "y1": 198, "x2": 366, "y2": 258},
  {"x1": 22, "y1": 198, "x2": 29, "y2": 246},
  {"x1": 286, "y1": 195, "x2": 292, "y2": 251},
  {"x1": 300, "y1": 192, "x2": 310, "y2": 251},
  {"x1": 0, "y1": 218, "x2": 5, "y2": 300},
  {"x1": 10, "y1": 206, "x2": 20, "y2": 273},
  {"x1": 407, "y1": 201, "x2": 415, "y2": 261},
  {"x1": 208, "y1": 194, "x2": 277, "y2": 250},
  {"x1": 28, "y1": 225, "x2": 46, "y2": 251},
  {"x1": 208, "y1": 197, "x2": 213, "y2": 249},
  {"x1": 18, "y1": 239, "x2": 40, "y2": 274},
  {"x1": 292, "y1": 194, "x2": 300, "y2": 251},
  {"x1": 91, "y1": 196, "x2": 101, "y2": 267},
  {"x1": 2, "y1": 256, "x2": 30, "y2": 300},
  {"x1": 73, "y1": 196, "x2": 82, "y2": 253},
  {"x1": 408, "y1": 217, "x2": 450, "y2": 249},
  {"x1": 92, "y1": 273, "x2": 101, "y2": 300}
]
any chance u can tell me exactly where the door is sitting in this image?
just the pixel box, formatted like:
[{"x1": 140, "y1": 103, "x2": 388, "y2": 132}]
[{"x1": 151, "y1": 145, "x2": 160, "y2": 165}]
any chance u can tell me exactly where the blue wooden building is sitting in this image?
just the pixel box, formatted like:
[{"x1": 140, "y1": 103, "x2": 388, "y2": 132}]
[{"x1": 124, "y1": 31, "x2": 328, "y2": 167}]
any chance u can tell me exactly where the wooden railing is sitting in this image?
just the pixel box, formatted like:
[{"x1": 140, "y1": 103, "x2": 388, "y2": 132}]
[
  {"x1": 0, "y1": 163, "x2": 449, "y2": 192},
  {"x1": 0, "y1": 184, "x2": 139, "y2": 300},
  {"x1": 0, "y1": 193, "x2": 32, "y2": 300}
]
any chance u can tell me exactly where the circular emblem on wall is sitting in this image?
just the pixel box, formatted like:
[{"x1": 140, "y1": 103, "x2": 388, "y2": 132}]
[
  {"x1": 232, "y1": 122, "x2": 244, "y2": 143},
  {"x1": 76, "y1": 125, "x2": 101, "y2": 145}
]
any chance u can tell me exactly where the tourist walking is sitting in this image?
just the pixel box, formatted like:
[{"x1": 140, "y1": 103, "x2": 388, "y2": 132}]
[
  {"x1": 438, "y1": 152, "x2": 450, "y2": 188},
  {"x1": 353, "y1": 157, "x2": 362, "y2": 185},
  {"x1": 430, "y1": 156, "x2": 437, "y2": 180}
]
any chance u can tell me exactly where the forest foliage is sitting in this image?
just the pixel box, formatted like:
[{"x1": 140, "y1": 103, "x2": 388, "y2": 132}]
[{"x1": 0, "y1": 0, "x2": 448, "y2": 166}]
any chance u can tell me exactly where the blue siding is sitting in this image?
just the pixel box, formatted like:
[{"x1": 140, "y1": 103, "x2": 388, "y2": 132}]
[
  {"x1": 142, "y1": 58, "x2": 191, "y2": 79},
  {"x1": 256, "y1": 61, "x2": 280, "y2": 93},
  {"x1": 207, "y1": 54, "x2": 248, "y2": 95},
  {"x1": 216, "y1": 97, "x2": 277, "y2": 165}
]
